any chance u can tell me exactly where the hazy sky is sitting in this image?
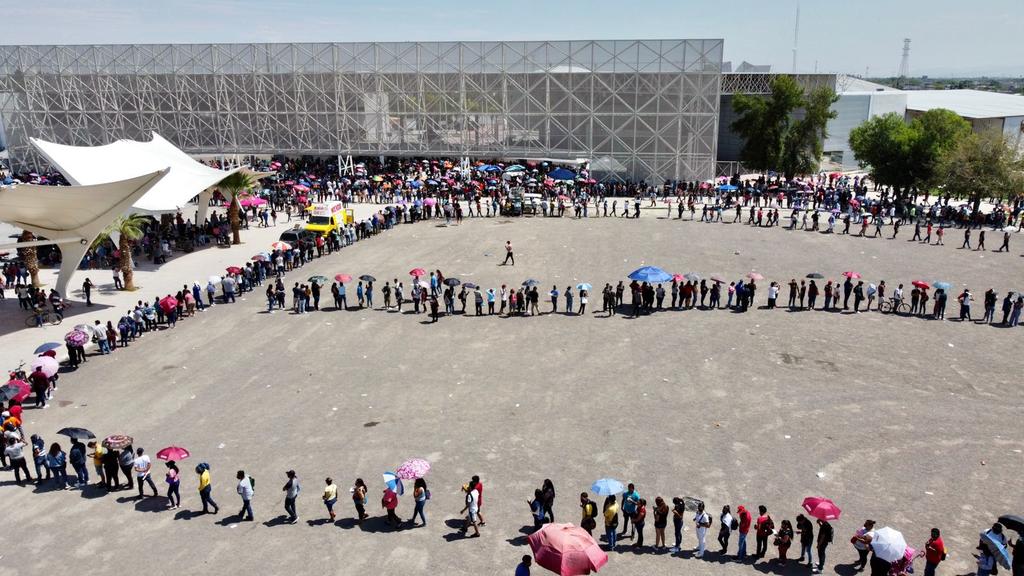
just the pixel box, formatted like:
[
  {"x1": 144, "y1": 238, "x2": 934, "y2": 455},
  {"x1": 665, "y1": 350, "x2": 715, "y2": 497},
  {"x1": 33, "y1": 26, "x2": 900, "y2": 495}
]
[{"x1": 4, "y1": 0, "x2": 1020, "y2": 76}]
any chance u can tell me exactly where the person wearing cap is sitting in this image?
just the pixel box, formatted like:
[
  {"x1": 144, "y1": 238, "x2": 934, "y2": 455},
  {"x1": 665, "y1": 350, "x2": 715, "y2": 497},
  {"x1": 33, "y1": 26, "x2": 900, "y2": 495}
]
[
  {"x1": 737, "y1": 504, "x2": 752, "y2": 559},
  {"x1": 282, "y1": 470, "x2": 300, "y2": 524}
]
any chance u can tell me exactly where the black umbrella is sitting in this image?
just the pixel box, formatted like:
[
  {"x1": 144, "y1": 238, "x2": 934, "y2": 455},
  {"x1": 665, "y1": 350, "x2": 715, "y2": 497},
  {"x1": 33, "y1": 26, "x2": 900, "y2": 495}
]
[
  {"x1": 522, "y1": 279, "x2": 541, "y2": 287},
  {"x1": 998, "y1": 514, "x2": 1024, "y2": 534},
  {"x1": 806, "y1": 273, "x2": 825, "y2": 279},
  {"x1": 359, "y1": 274, "x2": 376, "y2": 282},
  {"x1": 463, "y1": 283, "x2": 479, "y2": 290},
  {"x1": 443, "y1": 278, "x2": 461, "y2": 287},
  {"x1": 57, "y1": 427, "x2": 96, "y2": 440}
]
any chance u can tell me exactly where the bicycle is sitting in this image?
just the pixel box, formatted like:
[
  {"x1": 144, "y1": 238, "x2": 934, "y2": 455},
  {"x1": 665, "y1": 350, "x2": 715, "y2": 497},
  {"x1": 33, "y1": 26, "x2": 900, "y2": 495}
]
[
  {"x1": 879, "y1": 299, "x2": 911, "y2": 315},
  {"x1": 25, "y1": 310, "x2": 63, "y2": 327}
]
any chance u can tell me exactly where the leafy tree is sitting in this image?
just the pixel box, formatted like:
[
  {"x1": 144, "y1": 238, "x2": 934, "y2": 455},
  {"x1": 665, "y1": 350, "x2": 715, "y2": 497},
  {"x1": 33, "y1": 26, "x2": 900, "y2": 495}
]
[
  {"x1": 93, "y1": 213, "x2": 150, "y2": 291},
  {"x1": 731, "y1": 75, "x2": 837, "y2": 179},
  {"x1": 16, "y1": 230, "x2": 40, "y2": 286},
  {"x1": 217, "y1": 171, "x2": 257, "y2": 245},
  {"x1": 849, "y1": 109, "x2": 971, "y2": 200},
  {"x1": 938, "y1": 130, "x2": 1024, "y2": 212}
]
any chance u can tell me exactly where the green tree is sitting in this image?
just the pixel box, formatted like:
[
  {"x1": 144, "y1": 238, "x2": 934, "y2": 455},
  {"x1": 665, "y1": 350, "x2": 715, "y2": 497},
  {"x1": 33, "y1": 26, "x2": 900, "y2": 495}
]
[
  {"x1": 217, "y1": 171, "x2": 257, "y2": 245},
  {"x1": 731, "y1": 75, "x2": 837, "y2": 179},
  {"x1": 938, "y1": 130, "x2": 1024, "y2": 212},
  {"x1": 849, "y1": 109, "x2": 971, "y2": 200},
  {"x1": 93, "y1": 213, "x2": 150, "y2": 291}
]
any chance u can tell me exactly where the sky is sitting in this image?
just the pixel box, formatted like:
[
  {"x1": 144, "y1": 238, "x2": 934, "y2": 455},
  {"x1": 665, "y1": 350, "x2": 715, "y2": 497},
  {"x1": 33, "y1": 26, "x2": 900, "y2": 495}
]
[{"x1": 3, "y1": 0, "x2": 1021, "y2": 77}]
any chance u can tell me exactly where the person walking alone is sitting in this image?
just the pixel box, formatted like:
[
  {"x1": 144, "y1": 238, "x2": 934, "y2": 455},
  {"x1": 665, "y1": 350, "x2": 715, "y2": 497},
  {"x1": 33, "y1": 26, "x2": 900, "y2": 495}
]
[
  {"x1": 502, "y1": 240, "x2": 515, "y2": 266},
  {"x1": 236, "y1": 470, "x2": 254, "y2": 521}
]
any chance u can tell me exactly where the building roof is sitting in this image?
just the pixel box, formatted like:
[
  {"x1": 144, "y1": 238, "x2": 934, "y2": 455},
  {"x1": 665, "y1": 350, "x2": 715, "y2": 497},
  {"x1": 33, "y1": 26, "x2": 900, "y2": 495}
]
[
  {"x1": 838, "y1": 76, "x2": 899, "y2": 93},
  {"x1": 905, "y1": 89, "x2": 1024, "y2": 119},
  {"x1": 30, "y1": 133, "x2": 239, "y2": 212}
]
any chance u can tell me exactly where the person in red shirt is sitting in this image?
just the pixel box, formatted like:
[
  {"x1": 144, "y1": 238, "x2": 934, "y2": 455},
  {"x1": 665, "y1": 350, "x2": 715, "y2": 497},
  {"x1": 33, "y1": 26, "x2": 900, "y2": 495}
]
[
  {"x1": 28, "y1": 367, "x2": 49, "y2": 409},
  {"x1": 755, "y1": 505, "x2": 774, "y2": 559},
  {"x1": 382, "y1": 487, "x2": 400, "y2": 528},
  {"x1": 736, "y1": 505, "x2": 753, "y2": 558},
  {"x1": 923, "y1": 528, "x2": 945, "y2": 576},
  {"x1": 471, "y1": 475, "x2": 486, "y2": 526}
]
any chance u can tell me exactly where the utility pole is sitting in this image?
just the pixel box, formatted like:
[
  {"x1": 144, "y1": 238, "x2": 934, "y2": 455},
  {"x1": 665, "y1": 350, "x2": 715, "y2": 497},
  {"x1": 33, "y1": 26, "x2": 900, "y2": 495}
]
[
  {"x1": 897, "y1": 38, "x2": 911, "y2": 88},
  {"x1": 791, "y1": 1, "x2": 801, "y2": 73}
]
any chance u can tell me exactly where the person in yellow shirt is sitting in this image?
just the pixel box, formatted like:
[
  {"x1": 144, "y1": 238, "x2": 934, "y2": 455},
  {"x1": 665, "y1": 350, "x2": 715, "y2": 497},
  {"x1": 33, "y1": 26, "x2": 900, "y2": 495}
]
[
  {"x1": 87, "y1": 441, "x2": 105, "y2": 486},
  {"x1": 196, "y1": 463, "x2": 219, "y2": 514},
  {"x1": 603, "y1": 496, "x2": 620, "y2": 550},
  {"x1": 322, "y1": 477, "x2": 338, "y2": 521}
]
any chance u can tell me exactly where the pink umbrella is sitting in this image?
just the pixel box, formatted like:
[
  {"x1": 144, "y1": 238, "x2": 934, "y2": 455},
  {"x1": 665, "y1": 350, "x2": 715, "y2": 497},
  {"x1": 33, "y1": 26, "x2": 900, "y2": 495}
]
[
  {"x1": 335, "y1": 273, "x2": 352, "y2": 283},
  {"x1": 239, "y1": 196, "x2": 267, "y2": 208},
  {"x1": 747, "y1": 272, "x2": 764, "y2": 281},
  {"x1": 271, "y1": 241, "x2": 292, "y2": 251},
  {"x1": 31, "y1": 356, "x2": 59, "y2": 378},
  {"x1": 842, "y1": 271, "x2": 861, "y2": 279},
  {"x1": 395, "y1": 458, "x2": 431, "y2": 480},
  {"x1": 802, "y1": 496, "x2": 842, "y2": 521},
  {"x1": 671, "y1": 274, "x2": 684, "y2": 282},
  {"x1": 156, "y1": 446, "x2": 191, "y2": 461},
  {"x1": 409, "y1": 268, "x2": 426, "y2": 277},
  {"x1": 292, "y1": 184, "x2": 310, "y2": 193},
  {"x1": 158, "y1": 296, "x2": 178, "y2": 314},
  {"x1": 528, "y1": 523, "x2": 608, "y2": 576}
]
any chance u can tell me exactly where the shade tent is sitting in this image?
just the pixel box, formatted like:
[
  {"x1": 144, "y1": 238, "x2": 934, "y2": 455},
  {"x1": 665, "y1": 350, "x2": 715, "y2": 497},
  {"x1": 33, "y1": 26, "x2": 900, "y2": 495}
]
[
  {"x1": 30, "y1": 133, "x2": 239, "y2": 213},
  {"x1": 0, "y1": 169, "x2": 170, "y2": 296}
]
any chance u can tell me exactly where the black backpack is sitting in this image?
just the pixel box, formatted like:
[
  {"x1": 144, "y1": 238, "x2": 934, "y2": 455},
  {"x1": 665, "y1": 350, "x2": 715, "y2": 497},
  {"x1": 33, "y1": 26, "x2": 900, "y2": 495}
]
[
  {"x1": 731, "y1": 517, "x2": 739, "y2": 531},
  {"x1": 587, "y1": 502, "x2": 598, "y2": 519},
  {"x1": 249, "y1": 476, "x2": 255, "y2": 491}
]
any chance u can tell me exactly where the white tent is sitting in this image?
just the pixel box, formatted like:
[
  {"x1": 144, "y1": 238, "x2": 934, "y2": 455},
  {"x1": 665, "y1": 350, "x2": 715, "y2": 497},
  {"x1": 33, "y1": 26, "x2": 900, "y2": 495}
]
[
  {"x1": 30, "y1": 133, "x2": 240, "y2": 213},
  {"x1": 0, "y1": 170, "x2": 170, "y2": 296}
]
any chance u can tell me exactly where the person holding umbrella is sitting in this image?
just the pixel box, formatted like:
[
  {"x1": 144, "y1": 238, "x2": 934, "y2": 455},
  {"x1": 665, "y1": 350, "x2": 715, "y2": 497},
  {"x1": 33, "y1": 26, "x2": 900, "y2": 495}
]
[
  {"x1": 165, "y1": 461, "x2": 181, "y2": 510},
  {"x1": 816, "y1": 518, "x2": 834, "y2": 573},
  {"x1": 603, "y1": 495, "x2": 620, "y2": 550}
]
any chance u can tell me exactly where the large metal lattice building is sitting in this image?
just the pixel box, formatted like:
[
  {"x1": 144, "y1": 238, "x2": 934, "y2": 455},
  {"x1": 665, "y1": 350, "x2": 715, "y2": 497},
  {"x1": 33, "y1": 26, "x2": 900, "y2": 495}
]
[{"x1": 0, "y1": 40, "x2": 723, "y2": 182}]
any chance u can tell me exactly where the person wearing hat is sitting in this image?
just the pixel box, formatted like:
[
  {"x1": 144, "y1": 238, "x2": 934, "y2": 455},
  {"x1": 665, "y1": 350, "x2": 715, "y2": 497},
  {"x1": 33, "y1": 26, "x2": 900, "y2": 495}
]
[{"x1": 282, "y1": 470, "x2": 300, "y2": 524}]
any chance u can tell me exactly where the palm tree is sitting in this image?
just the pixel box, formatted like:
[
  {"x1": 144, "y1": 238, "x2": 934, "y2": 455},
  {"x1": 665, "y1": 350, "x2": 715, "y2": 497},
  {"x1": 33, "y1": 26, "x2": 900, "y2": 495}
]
[
  {"x1": 16, "y1": 230, "x2": 41, "y2": 286},
  {"x1": 217, "y1": 171, "x2": 257, "y2": 245},
  {"x1": 94, "y1": 214, "x2": 149, "y2": 291}
]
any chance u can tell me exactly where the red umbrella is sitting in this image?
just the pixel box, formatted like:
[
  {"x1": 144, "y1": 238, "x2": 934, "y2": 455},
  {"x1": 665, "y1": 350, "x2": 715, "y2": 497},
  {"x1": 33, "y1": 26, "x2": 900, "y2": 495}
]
[
  {"x1": 158, "y1": 296, "x2": 178, "y2": 314},
  {"x1": 334, "y1": 273, "x2": 352, "y2": 283},
  {"x1": 226, "y1": 266, "x2": 243, "y2": 275},
  {"x1": 409, "y1": 268, "x2": 426, "y2": 277},
  {"x1": 671, "y1": 274, "x2": 684, "y2": 282},
  {"x1": 528, "y1": 523, "x2": 608, "y2": 575},
  {"x1": 842, "y1": 271, "x2": 861, "y2": 279},
  {"x1": 271, "y1": 241, "x2": 292, "y2": 251},
  {"x1": 1, "y1": 380, "x2": 32, "y2": 403},
  {"x1": 156, "y1": 446, "x2": 191, "y2": 461},
  {"x1": 802, "y1": 496, "x2": 842, "y2": 521},
  {"x1": 911, "y1": 280, "x2": 930, "y2": 289}
]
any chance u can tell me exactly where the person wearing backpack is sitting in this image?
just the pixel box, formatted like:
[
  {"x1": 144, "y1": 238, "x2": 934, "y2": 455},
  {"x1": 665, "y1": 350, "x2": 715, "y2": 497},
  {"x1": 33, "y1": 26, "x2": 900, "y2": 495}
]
[
  {"x1": 236, "y1": 470, "x2": 254, "y2": 521},
  {"x1": 923, "y1": 528, "x2": 945, "y2": 576},
  {"x1": 410, "y1": 478, "x2": 428, "y2": 527},
  {"x1": 580, "y1": 493, "x2": 598, "y2": 535},
  {"x1": 755, "y1": 505, "x2": 775, "y2": 559},
  {"x1": 718, "y1": 505, "x2": 734, "y2": 553},
  {"x1": 816, "y1": 519, "x2": 834, "y2": 573},
  {"x1": 694, "y1": 502, "x2": 712, "y2": 558},
  {"x1": 603, "y1": 496, "x2": 620, "y2": 550}
]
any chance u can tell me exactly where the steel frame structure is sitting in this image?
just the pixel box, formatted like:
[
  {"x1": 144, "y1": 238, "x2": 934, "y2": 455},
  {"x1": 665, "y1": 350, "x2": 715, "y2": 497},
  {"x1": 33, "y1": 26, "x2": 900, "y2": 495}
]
[{"x1": 0, "y1": 40, "x2": 723, "y2": 183}]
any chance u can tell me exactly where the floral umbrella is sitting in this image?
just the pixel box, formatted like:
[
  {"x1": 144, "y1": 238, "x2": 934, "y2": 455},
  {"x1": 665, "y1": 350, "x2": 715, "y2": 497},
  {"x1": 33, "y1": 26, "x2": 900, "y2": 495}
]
[
  {"x1": 65, "y1": 329, "x2": 90, "y2": 347},
  {"x1": 395, "y1": 458, "x2": 431, "y2": 480}
]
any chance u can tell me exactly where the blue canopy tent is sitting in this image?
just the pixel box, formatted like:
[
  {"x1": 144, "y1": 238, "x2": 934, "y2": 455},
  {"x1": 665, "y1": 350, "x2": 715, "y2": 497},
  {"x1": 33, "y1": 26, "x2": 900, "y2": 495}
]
[{"x1": 547, "y1": 167, "x2": 576, "y2": 181}]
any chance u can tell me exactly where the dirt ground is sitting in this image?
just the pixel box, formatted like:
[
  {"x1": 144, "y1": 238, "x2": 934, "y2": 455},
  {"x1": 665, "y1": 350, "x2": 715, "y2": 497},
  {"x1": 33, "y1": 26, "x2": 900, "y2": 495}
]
[{"x1": 2, "y1": 210, "x2": 1022, "y2": 576}]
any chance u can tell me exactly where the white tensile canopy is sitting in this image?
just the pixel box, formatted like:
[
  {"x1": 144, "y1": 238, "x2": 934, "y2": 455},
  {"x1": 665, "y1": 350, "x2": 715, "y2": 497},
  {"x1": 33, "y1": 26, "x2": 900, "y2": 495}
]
[
  {"x1": 30, "y1": 133, "x2": 240, "y2": 213},
  {"x1": 0, "y1": 170, "x2": 170, "y2": 296}
]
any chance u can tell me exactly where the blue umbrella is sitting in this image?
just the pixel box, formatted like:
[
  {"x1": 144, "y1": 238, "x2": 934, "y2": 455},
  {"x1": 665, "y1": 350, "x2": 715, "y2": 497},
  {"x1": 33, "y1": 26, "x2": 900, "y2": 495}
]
[
  {"x1": 382, "y1": 472, "x2": 405, "y2": 496},
  {"x1": 426, "y1": 179, "x2": 438, "y2": 186},
  {"x1": 933, "y1": 281, "x2": 952, "y2": 291},
  {"x1": 591, "y1": 478, "x2": 625, "y2": 496},
  {"x1": 481, "y1": 165, "x2": 502, "y2": 173},
  {"x1": 522, "y1": 279, "x2": 541, "y2": 288},
  {"x1": 505, "y1": 164, "x2": 526, "y2": 172},
  {"x1": 628, "y1": 266, "x2": 673, "y2": 283},
  {"x1": 34, "y1": 342, "x2": 63, "y2": 354},
  {"x1": 718, "y1": 184, "x2": 738, "y2": 191},
  {"x1": 576, "y1": 283, "x2": 592, "y2": 291},
  {"x1": 409, "y1": 180, "x2": 422, "y2": 189},
  {"x1": 981, "y1": 530, "x2": 1012, "y2": 569},
  {"x1": 548, "y1": 167, "x2": 576, "y2": 181}
]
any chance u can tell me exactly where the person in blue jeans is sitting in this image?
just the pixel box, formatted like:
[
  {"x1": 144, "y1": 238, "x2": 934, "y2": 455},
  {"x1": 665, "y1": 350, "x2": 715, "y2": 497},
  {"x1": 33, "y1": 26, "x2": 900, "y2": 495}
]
[
  {"x1": 46, "y1": 442, "x2": 69, "y2": 489},
  {"x1": 603, "y1": 496, "x2": 619, "y2": 549},
  {"x1": 68, "y1": 439, "x2": 88, "y2": 487},
  {"x1": 410, "y1": 478, "x2": 428, "y2": 526}
]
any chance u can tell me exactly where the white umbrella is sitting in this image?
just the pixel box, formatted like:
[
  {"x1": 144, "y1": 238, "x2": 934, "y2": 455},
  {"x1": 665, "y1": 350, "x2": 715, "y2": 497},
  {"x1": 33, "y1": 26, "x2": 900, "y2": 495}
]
[
  {"x1": 208, "y1": 275, "x2": 221, "y2": 284},
  {"x1": 872, "y1": 527, "x2": 907, "y2": 563}
]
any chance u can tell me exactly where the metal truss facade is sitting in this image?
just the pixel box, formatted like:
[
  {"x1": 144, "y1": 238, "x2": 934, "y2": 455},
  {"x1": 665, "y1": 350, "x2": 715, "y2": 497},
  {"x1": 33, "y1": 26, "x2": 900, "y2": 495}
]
[
  {"x1": 720, "y1": 73, "x2": 838, "y2": 95},
  {"x1": 0, "y1": 40, "x2": 723, "y2": 182}
]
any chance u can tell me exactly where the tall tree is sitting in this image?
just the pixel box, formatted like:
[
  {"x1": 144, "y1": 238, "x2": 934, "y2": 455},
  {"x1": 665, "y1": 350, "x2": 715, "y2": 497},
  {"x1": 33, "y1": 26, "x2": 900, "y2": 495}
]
[
  {"x1": 938, "y1": 130, "x2": 1024, "y2": 212},
  {"x1": 93, "y1": 214, "x2": 150, "y2": 291},
  {"x1": 849, "y1": 109, "x2": 971, "y2": 200},
  {"x1": 731, "y1": 75, "x2": 837, "y2": 179},
  {"x1": 16, "y1": 230, "x2": 41, "y2": 286},
  {"x1": 217, "y1": 172, "x2": 257, "y2": 245}
]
